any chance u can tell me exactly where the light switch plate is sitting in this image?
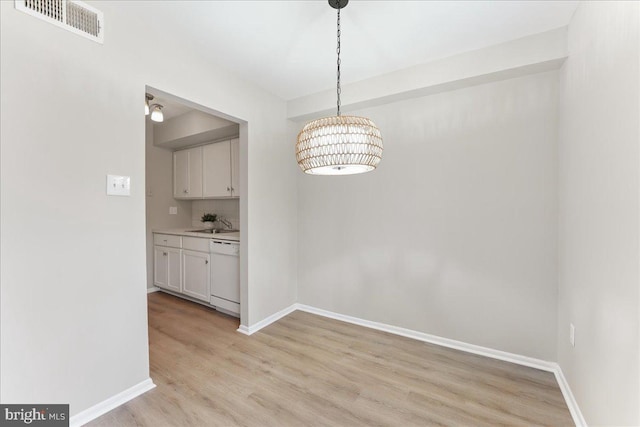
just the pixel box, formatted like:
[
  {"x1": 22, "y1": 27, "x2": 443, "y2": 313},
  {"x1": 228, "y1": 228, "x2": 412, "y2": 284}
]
[
  {"x1": 169, "y1": 206, "x2": 177, "y2": 215},
  {"x1": 106, "y1": 175, "x2": 131, "y2": 196}
]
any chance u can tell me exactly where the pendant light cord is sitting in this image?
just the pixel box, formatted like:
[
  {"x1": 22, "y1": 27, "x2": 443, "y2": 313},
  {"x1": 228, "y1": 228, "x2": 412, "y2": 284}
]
[{"x1": 336, "y1": 7, "x2": 341, "y2": 116}]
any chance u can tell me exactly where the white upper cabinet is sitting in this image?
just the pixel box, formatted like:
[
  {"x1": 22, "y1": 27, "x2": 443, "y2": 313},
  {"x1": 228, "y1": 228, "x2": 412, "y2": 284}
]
[
  {"x1": 173, "y1": 146, "x2": 202, "y2": 199},
  {"x1": 174, "y1": 139, "x2": 239, "y2": 200},
  {"x1": 230, "y1": 138, "x2": 239, "y2": 197},
  {"x1": 203, "y1": 140, "x2": 232, "y2": 198},
  {"x1": 173, "y1": 149, "x2": 189, "y2": 198}
]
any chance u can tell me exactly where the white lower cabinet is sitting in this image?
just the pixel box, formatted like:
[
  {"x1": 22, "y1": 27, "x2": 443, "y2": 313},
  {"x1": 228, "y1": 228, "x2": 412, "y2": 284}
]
[
  {"x1": 154, "y1": 238, "x2": 182, "y2": 293},
  {"x1": 181, "y1": 249, "x2": 211, "y2": 302},
  {"x1": 153, "y1": 232, "x2": 239, "y2": 317},
  {"x1": 153, "y1": 233, "x2": 210, "y2": 302}
]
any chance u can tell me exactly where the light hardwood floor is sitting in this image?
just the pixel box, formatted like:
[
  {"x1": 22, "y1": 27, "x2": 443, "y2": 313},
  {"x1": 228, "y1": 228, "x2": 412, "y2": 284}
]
[{"x1": 89, "y1": 292, "x2": 573, "y2": 426}]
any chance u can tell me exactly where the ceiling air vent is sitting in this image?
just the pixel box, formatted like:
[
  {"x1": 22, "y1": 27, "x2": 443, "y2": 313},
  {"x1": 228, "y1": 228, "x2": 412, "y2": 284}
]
[{"x1": 15, "y1": 0, "x2": 104, "y2": 44}]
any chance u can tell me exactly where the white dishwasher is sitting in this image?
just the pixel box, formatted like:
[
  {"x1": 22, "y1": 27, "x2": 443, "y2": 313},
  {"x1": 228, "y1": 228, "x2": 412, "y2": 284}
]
[{"x1": 210, "y1": 239, "x2": 240, "y2": 317}]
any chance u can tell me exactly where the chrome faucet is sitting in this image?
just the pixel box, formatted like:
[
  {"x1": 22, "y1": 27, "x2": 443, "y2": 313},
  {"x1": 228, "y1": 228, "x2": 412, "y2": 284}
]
[{"x1": 218, "y1": 217, "x2": 233, "y2": 230}]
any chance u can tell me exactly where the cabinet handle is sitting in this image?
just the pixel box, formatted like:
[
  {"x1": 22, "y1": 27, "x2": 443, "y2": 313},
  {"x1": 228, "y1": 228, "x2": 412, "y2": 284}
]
[
  {"x1": 184, "y1": 189, "x2": 189, "y2": 194},
  {"x1": 227, "y1": 186, "x2": 231, "y2": 192},
  {"x1": 163, "y1": 252, "x2": 167, "y2": 256},
  {"x1": 231, "y1": 187, "x2": 235, "y2": 192},
  {"x1": 205, "y1": 260, "x2": 209, "y2": 264}
]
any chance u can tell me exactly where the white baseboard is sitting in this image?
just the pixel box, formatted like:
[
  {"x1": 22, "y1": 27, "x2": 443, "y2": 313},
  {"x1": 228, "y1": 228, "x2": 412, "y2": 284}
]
[
  {"x1": 294, "y1": 304, "x2": 585, "y2": 427},
  {"x1": 147, "y1": 287, "x2": 160, "y2": 294},
  {"x1": 296, "y1": 304, "x2": 557, "y2": 372},
  {"x1": 554, "y1": 366, "x2": 587, "y2": 426},
  {"x1": 238, "y1": 302, "x2": 585, "y2": 426},
  {"x1": 236, "y1": 303, "x2": 297, "y2": 335},
  {"x1": 69, "y1": 378, "x2": 155, "y2": 427},
  {"x1": 236, "y1": 324, "x2": 252, "y2": 335},
  {"x1": 73, "y1": 303, "x2": 584, "y2": 427}
]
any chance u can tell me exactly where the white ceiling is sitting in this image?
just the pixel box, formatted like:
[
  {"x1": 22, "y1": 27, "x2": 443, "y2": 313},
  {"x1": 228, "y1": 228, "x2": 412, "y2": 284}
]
[{"x1": 146, "y1": 1, "x2": 578, "y2": 100}]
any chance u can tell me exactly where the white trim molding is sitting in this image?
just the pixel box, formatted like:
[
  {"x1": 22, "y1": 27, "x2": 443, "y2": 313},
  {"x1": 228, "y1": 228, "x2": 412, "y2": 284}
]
[
  {"x1": 69, "y1": 378, "x2": 155, "y2": 427},
  {"x1": 236, "y1": 303, "x2": 297, "y2": 335},
  {"x1": 147, "y1": 287, "x2": 160, "y2": 294},
  {"x1": 241, "y1": 302, "x2": 586, "y2": 426},
  {"x1": 297, "y1": 304, "x2": 558, "y2": 372},
  {"x1": 295, "y1": 304, "x2": 586, "y2": 426},
  {"x1": 296, "y1": 304, "x2": 587, "y2": 427},
  {"x1": 554, "y1": 367, "x2": 587, "y2": 426}
]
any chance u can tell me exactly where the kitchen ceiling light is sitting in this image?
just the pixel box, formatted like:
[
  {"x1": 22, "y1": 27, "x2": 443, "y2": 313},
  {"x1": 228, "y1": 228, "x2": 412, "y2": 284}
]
[
  {"x1": 145, "y1": 93, "x2": 154, "y2": 116},
  {"x1": 150, "y1": 104, "x2": 164, "y2": 122},
  {"x1": 296, "y1": 0, "x2": 383, "y2": 176}
]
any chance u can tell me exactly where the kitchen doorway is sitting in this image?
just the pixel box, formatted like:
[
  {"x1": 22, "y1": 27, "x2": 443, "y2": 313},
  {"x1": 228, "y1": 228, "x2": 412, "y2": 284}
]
[{"x1": 143, "y1": 86, "x2": 248, "y2": 326}]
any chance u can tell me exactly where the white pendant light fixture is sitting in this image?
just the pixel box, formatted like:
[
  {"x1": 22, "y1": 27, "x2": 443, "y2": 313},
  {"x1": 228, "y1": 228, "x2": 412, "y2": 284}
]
[
  {"x1": 149, "y1": 104, "x2": 164, "y2": 123},
  {"x1": 296, "y1": 0, "x2": 383, "y2": 175}
]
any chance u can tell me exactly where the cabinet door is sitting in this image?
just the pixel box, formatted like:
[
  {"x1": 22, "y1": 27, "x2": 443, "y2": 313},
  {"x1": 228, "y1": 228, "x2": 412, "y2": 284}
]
[
  {"x1": 173, "y1": 147, "x2": 203, "y2": 199},
  {"x1": 166, "y1": 247, "x2": 182, "y2": 293},
  {"x1": 182, "y1": 250, "x2": 210, "y2": 302},
  {"x1": 154, "y1": 246, "x2": 181, "y2": 292},
  {"x1": 187, "y1": 146, "x2": 203, "y2": 198},
  {"x1": 153, "y1": 246, "x2": 169, "y2": 288},
  {"x1": 173, "y1": 150, "x2": 189, "y2": 199},
  {"x1": 202, "y1": 141, "x2": 231, "y2": 198},
  {"x1": 230, "y1": 138, "x2": 240, "y2": 198}
]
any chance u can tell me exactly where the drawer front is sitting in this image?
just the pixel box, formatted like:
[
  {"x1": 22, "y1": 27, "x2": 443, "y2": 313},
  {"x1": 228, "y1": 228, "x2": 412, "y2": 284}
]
[
  {"x1": 182, "y1": 236, "x2": 210, "y2": 252},
  {"x1": 154, "y1": 233, "x2": 182, "y2": 248}
]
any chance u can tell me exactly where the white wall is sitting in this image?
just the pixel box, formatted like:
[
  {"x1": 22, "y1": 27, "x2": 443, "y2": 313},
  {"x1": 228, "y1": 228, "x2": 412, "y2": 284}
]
[
  {"x1": 288, "y1": 27, "x2": 568, "y2": 120},
  {"x1": 0, "y1": 0, "x2": 298, "y2": 416},
  {"x1": 297, "y1": 71, "x2": 559, "y2": 360},
  {"x1": 4, "y1": 0, "x2": 636, "y2": 422},
  {"x1": 145, "y1": 118, "x2": 192, "y2": 289},
  {"x1": 557, "y1": 1, "x2": 640, "y2": 425}
]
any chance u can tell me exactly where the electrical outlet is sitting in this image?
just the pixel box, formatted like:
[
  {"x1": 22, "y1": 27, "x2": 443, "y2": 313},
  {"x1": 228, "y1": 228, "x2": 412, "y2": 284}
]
[
  {"x1": 569, "y1": 323, "x2": 575, "y2": 347},
  {"x1": 169, "y1": 206, "x2": 178, "y2": 215}
]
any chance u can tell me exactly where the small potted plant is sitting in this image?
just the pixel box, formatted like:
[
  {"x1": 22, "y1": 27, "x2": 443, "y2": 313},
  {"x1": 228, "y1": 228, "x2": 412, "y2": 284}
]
[{"x1": 201, "y1": 213, "x2": 217, "y2": 230}]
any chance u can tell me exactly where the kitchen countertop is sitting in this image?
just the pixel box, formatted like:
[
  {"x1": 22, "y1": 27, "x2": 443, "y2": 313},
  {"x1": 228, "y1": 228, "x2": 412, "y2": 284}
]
[{"x1": 153, "y1": 228, "x2": 240, "y2": 242}]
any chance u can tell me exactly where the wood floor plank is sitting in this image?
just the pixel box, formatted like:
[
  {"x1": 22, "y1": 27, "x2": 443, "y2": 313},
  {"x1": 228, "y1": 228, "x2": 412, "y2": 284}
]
[{"x1": 87, "y1": 292, "x2": 573, "y2": 426}]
